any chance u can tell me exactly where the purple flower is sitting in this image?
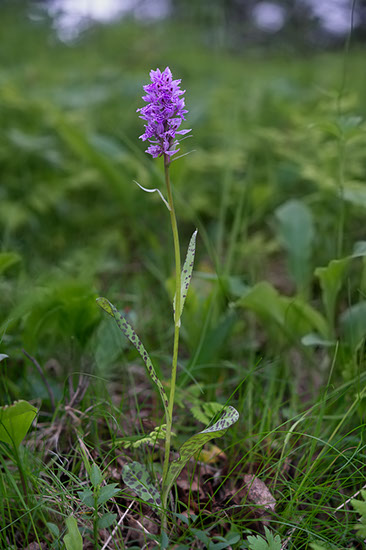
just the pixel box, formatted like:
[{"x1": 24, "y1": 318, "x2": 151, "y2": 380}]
[{"x1": 137, "y1": 67, "x2": 191, "y2": 161}]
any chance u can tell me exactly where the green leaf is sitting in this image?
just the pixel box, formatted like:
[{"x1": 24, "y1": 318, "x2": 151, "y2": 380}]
[
  {"x1": 97, "y1": 483, "x2": 120, "y2": 506},
  {"x1": 174, "y1": 229, "x2": 198, "y2": 322},
  {"x1": 352, "y1": 241, "x2": 366, "y2": 258},
  {"x1": 118, "y1": 424, "x2": 167, "y2": 449},
  {"x1": 46, "y1": 522, "x2": 60, "y2": 538},
  {"x1": 77, "y1": 488, "x2": 94, "y2": 508},
  {"x1": 122, "y1": 461, "x2": 162, "y2": 507},
  {"x1": 340, "y1": 302, "x2": 366, "y2": 352},
  {"x1": 90, "y1": 463, "x2": 103, "y2": 488},
  {"x1": 97, "y1": 512, "x2": 117, "y2": 529},
  {"x1": 63, "y1": 516, "x2": 83, "y2": 550},
  {"x1": 191, "y1": 402, "x2": 225, "y2": 425},
  {"x1": 247, "y1": 527, "x2": 281, "y2": 550},
  {"x1": 275, "y1": 199, "x2": 314, "y2": 294},
  {"x1": 0, "y1": 252, "x2": 21, "y2": 275},
  {"x1": 236, "y1": 282, "x2": 327, "y2": 339},
  {"x1": 0, "y1": 400, "x2": 38, "y2": 448},
  {"x1": 96, "y1": 298, "x2": 168, "y2": 415},
  {"x1": 342, "y1": 181, "x2": 366, "y2": 209},
  {"x1": 164, "y1": 406, "x2": 239, "y2": 496},
  {"x1": 315, "y1": 257, "x2": 350, "y2": 331},
  {"x1": 237, "y1": 281, "x2": 286, "y2": 327},
  {"x1": 301, "y1": 333, "x2": 335, "y2": 347}
]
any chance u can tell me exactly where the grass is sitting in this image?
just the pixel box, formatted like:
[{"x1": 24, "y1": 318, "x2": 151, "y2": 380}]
[{"x1": 1, "y1": 3, "x2": 366, "y2": 548}]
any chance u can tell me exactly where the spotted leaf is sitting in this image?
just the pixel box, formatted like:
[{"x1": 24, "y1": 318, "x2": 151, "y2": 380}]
[
  {"x1": 164, "y1": 406, "x2": 239, "y2": 495},
  {"x1": 174, "y1": 229, "x2": 197, "y2": 323},
  {"x1": 96, "y1": 297, "x2": 169, "y2": 415},
  {"x1": 122, "y1": 461, "x2": 162, "y2": 508}
]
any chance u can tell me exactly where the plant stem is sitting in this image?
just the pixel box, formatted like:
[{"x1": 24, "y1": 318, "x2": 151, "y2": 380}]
[
  {"x1": 93, "y1": 490, "x2": 99, "y2": 550},
  {"x1": 161, "y1": 155, "x2": 181, "y2": 510},
  {"x1": 12, "y1": 443, "x2": 28, "y2": 504}
]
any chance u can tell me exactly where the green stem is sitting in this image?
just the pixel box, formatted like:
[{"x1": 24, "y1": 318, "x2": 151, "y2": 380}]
[
  {"x1": 12, "y1": 443, "x2": 28, "y2": 504},
  {"x1": 161, "y1": 155, "x2": 181, "y2": 512},
  {"x1": 93, "y1": 488, "x2": 99, "y2": 550}
]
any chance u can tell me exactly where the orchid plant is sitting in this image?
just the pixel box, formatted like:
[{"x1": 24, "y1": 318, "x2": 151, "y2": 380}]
[{"x1": 97, "y1": 67, "x2": 239, "y2": 528}]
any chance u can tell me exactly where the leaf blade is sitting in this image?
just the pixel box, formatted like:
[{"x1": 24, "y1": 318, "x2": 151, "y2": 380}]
[
  {"x1": 96, "y1": 297, "x2": 169, "y2": 414},
  {"x1": 122, "y1": 461, "x2": 162, "y2": 507},
  {"x1": 0, "y1": 400, "x2": 38, "y2": 448},
  {"x1": 63, "y1": 516, "x2": 83, "y2": 550},
  {"x1": 164, "y1": 406, "x2": 239, "y2": 494},
  {"x1": 174, "y1": 229, "x2": 198, "y2": 321}
]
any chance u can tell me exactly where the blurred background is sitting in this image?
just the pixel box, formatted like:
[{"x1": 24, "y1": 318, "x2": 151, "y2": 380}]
[{"x1": 1, "y1": 0, "x2": 366, "y2": 393}]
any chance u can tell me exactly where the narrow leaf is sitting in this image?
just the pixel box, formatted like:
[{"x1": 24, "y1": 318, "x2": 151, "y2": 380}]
[
  {"x1": 97, "y1": 297, "x2": 169, "y2": 414},
  {"x1": 164, "y1": 406, "x2": 239, "y2": 494},
  {"x1": 0, "y1": 400, "x2": 38, "y2": 448},
  {"x1": 174, "y1": 229, "x2": 198, "y2": 321},
  {"x1": 122, "y1": 461, "x2": 162, "y2": 507},
  {"x1": 134, "y1": 180, "x2": 171, "y2": 211},
  {"x1": 63, "y1": 516, "x2": 83, "y2": 550}
]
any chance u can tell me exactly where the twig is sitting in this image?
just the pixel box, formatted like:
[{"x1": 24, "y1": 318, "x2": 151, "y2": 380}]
[
  {"x1": 335, "y1": 482, "x2": 366, "y2": 511},
  {"x1": 22, "y1": 349, "x2": 55, "y2": 411},
  {"x1": 101, "y1": 500, "x2": 134, "y2": 550},
  {"x1": 281, "y1": 517, "x2": 303, "y2": 550}
]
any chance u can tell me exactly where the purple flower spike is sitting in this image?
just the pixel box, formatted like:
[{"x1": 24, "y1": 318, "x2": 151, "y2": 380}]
[{"x1": 137, "y1": 67, "x2": 191, "y2": 161}]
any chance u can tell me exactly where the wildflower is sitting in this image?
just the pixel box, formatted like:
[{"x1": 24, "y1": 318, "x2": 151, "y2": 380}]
[{"x1": 137, "y1": 66, "x2": 191, "y2": 160}]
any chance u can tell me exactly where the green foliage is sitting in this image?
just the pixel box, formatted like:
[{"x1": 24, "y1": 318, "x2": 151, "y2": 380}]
[
  {"x1": 315, "y1": 257, "x2": 350, "y2": 333},
  {"x1": 247, "y1": 527, "x2": 281, "y2": 550},
  {"x1": 275, "y1": 199, "x2": 314, "y2": 295},
  {"x1": 76, "y1": 461, "x2": 120, "y2": 544},
  {"x1": 164, "y1": 406, "x2": 239, "y2": 496},
  {"x1": 9, "y1": 279, "x2": 100, "y2": 353},
  {"x1": 0, "y1": 400, "x2": 37, "y2": 448},
  {"x1": 122, "y1": 461, "x2": 162, "y2": 507},
  {"x1": 118, "y1": 424, "x2": 167, "y2": 449},
  {"x1": 0, "y1": 252, "x2": 21, "y2": 276},
  {"x1": 97, "y1": 297, "x2": 169, "y2": 413},
  {"x1": 63, "y1": 517, "x2": 83, "y2": 550},
  {"x1": 1, "y1": 5, "x2": 366, "y2": 548},
  {"x1": 191, "y1": 401, "x2": 224, "y2": 425},
  {"x1": 351, "y1": 489, "x2": 366, "y2": 537},
  {"x1": 236, "y1": 281, "x2": 328, "y2": 342},
  {"x1": 174, "y1": 229, "x2": 198, "y2": 321},
  {"x1": 340, "y1": 302, "x2": 366, "y2": 352}
]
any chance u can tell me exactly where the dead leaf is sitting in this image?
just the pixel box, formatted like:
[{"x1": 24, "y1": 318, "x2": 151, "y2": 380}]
[{"x1": 240, "y1": 474, "x2": 276, "y2": 516}]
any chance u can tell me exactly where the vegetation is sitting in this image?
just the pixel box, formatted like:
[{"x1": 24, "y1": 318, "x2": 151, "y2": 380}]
[{"x1": 1, "y1": 4, "x2": 366, "y2": 548}]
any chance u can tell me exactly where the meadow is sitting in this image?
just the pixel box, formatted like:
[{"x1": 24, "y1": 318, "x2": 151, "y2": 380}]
[{"x1": 1, "y1": 5, "x2": 366, "y2": 549}]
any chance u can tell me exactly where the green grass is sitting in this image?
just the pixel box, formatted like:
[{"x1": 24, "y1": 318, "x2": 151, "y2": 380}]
[{"x1": 1, "y1": 4, "x2": 366, "y2": 548}]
